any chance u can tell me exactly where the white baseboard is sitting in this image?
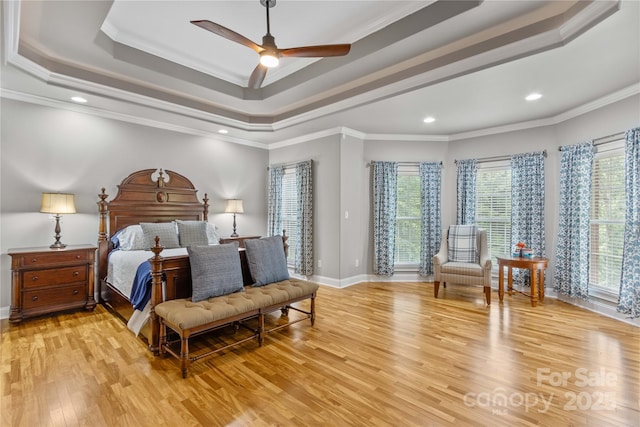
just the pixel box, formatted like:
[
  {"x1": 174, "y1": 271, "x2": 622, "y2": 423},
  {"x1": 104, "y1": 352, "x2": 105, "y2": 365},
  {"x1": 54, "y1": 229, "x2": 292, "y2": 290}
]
[
  {"x1": 556, "y1": 293, "x2": 640, "y2": 327},
  {"x1": 4, "y1": 279, "x2": 635, "y2": 327}
]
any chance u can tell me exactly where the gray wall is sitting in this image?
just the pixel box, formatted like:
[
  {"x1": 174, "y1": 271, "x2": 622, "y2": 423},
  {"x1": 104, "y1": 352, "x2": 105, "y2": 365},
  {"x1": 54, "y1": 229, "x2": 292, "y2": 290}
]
[
  {"x1": 0, "y1": 98, "x2": 269, "y2": 312},
  {"x1": 2, "y1": 93, "x2": 638, "y2": 322},
  {"x1": 268, "y1": 134, "x2": 342, "y2": 281}
]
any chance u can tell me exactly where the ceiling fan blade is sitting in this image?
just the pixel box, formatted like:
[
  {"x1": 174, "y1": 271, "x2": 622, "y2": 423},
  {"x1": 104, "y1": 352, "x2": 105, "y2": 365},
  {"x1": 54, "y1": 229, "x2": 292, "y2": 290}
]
[
  {"x1": 191, "y1": 20, "x2": 263, "y2": 53},
  {"x1": 248, "y1": 64, "x2": 268, "y2": 89},
  {"x1": 279, "y1": 44, "x2": 351, "y2": 58}
]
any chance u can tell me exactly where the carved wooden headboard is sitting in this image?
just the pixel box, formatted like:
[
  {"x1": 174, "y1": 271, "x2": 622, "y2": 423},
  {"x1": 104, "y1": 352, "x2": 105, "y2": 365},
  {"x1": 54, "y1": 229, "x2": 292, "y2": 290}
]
[
  {"x1": 98, "y1": 168, "x2": 208, "y2": 239},
  {"x1": 97, "y1": 168, "x2": 209, "y2": 281}
]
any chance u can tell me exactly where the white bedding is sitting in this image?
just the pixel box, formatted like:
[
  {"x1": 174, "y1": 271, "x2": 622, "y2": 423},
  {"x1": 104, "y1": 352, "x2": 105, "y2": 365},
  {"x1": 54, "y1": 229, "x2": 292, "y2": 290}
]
[
  {"x1": 106, "y1": 247, "x2": 188, "y2": 336},
  {"x1": 106, "y1": 248, "x2": 188, "y2": 298}
]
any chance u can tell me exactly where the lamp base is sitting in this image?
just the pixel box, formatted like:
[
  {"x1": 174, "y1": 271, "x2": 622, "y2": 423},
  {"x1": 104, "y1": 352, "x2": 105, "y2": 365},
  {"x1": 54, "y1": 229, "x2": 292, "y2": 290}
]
[
  {"x1": 230, "y1": 213, "x2": 239, "y2": 238},
  {"x1": 50, "y1": 215, "x2": 67, "y2": 249}
]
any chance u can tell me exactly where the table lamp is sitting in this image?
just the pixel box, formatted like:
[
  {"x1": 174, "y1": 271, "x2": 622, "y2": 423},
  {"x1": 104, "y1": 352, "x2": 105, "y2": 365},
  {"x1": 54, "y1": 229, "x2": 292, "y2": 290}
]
[
  {"x1": 225, "y1": 199, "x2": 244, "y2": 237},
  {"x1": 41, "y1": 192, "x2": 76, "y2": 249}
]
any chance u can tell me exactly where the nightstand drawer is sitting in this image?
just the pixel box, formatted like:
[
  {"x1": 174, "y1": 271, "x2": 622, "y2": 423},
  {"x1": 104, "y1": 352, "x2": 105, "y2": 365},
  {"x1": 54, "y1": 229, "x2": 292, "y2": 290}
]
[
  {"x1": 22, "y1": 266, "x2": 87, "y2": 289},
  {"x1": 15, "y1": 250, "x2": 91, "y2": 268},
  {"x1": 9, "y1": 244, "x2": 97, "y2": 323},
  {"x1": 23, "y1": 284, "x2": 87, "y2": 310}
]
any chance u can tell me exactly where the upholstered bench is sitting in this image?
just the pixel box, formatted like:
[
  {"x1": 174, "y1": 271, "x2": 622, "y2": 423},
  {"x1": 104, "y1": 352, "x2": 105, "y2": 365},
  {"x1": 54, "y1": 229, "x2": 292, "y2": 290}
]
[{"x1": 156, "y1": 278, "x2": 318, "y2": 378}]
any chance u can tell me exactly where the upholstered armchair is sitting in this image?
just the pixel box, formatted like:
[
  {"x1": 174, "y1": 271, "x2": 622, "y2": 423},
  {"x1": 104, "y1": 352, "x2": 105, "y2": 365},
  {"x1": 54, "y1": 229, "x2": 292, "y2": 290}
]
[{"x1": 433, "y1": 226, "x2": 492, "y2": 304}]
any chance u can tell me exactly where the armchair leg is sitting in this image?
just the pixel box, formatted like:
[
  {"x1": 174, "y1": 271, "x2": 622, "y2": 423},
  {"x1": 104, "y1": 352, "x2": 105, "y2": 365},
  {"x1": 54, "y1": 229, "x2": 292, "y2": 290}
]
[
  {"x1": 434, "y1": 281, "x2": 440, "y2": 298},
  {"x1": 484, "y1": 286, "x2": 491, "y2": 305}
]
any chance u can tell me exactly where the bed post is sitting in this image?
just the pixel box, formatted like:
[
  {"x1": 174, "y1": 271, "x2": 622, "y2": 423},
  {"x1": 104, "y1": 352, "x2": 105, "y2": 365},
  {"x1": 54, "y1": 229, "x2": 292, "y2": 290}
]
[
  {"x1": 149, "y1": 237, "x2": 165, "y2": 355},
  {"x1": 97, "y1": 188, "x2": 109, "y2": 302},
  {"x1": 203, "y1": 193, "x2": 209, "y2": 221}
]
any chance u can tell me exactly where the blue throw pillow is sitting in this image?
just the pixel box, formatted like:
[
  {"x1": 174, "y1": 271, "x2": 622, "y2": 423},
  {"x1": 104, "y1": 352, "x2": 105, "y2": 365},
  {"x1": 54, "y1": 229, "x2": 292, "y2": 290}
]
[
  {"x1": 244, "y1": 236, "x2": 290, "y2": 286},
  {"x1": 188, "y1": 242, "x2": 244, "y2": 302}
]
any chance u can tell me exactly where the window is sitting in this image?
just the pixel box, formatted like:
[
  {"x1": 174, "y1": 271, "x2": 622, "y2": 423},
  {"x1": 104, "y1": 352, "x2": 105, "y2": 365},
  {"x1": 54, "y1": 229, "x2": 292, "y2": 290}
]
[
  {"x1": 394, "y1": 169, "x2": 421, "y2": 266},
  {"x1": 281, "y1": 169, "x2": 298, "y2": 266},
  {"x1": 589, "y1": 148, "x2": 625, "y2": 295},
  {"x1": 476, "y1": 164, "x2": 512, "y2": 267}
]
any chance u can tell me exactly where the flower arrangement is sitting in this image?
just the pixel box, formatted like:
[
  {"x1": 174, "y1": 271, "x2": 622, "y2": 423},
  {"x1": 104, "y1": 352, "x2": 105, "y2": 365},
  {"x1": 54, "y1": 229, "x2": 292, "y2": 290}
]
[{"x1": 513, "y1": 242, "x2": 534, "y2": 258}]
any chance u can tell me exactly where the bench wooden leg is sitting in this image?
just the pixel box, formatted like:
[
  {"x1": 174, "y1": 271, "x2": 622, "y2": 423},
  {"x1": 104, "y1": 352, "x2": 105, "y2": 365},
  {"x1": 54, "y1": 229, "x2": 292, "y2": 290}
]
[
  {"x1": 258, "y1": 312, "x2": 264, "y2": 347},
  {"x1": 484, "y1": 286, "x2": 491, "y2": 305},
  {"x1": 159, "y1": 319, "x2": 167, "y2": 357},
  {"x1": 180, "y1": 334, "x2": 189, "y2": 379},
  {"x1": 434, "y1": 281, "x2": 440, "y2": 298},
  {"x1": 310, "y1": 294, "x2": 316, "y2": 326}
]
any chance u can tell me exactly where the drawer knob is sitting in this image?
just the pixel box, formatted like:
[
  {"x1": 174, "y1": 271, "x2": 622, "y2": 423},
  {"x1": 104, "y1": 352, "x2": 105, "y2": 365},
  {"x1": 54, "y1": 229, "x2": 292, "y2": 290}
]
[
  {"x1": 73, "y1": 271, "x2": 79, "y2": 276},
  {"x1": 73, "y1": 289, "x2": 79, "y2": 295},
  {"x1": 32, "y1": 258, "x2": 37, "y2": 263},
  {"x1": 76, "y1": 255, "x2": 81, "y2": 259},
  {"x1": 31, "y1": 276, "x2": 39, "y2": 281},
  {"x1": 31, "y1": 296, "x2": 39, "y2": 301}
]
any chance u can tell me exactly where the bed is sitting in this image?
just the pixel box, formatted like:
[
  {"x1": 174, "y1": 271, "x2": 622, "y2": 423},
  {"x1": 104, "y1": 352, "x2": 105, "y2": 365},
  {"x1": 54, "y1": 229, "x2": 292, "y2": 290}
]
[{"x1": 97, "y1": 168, "x2": 213, "y2": 352}]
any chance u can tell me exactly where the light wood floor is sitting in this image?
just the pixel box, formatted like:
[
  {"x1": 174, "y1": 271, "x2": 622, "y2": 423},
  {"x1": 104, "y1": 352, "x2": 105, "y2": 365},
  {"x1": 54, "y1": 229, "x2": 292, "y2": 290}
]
[{"x1": 1, "y1": 282, "x2": 638, "y2": 427}]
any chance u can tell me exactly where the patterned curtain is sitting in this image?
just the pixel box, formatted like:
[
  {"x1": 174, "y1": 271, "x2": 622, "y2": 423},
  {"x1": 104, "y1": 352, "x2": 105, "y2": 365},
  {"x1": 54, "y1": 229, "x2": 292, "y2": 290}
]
[
  {"x1": 554, "y1": 141, "x2": 594, "y2": 299},
  {"x1": 510, "y1": 151, "x2": 546, "y2": 287},
  {"x1": 267, "y1": 166, "x2": 285, "y2": 237},
  {"x1": 295, "y1": 160, "x2": 313, "y2": 276},
  {"x1": 618, "y1": 127, "x2": 640, "y2": 318},
  {"x1": 372, "y1": 161, "x2": 398, "y2": 276},
  {"x1": 419, "y1": 162, "x2": 442, "y2": 276},
  {"x1": 456, "y1": 159, "x2": 477, "y2": 225}
]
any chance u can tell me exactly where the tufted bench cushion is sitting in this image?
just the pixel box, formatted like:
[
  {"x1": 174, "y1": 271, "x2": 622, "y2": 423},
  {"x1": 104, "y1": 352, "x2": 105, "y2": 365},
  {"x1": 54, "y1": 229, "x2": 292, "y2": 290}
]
[
  {"x1": 156, "y1": 278, "x2": 319, "y2": 377},
  {"x1": 155, "y1": 278, "x2": 319, "y2": 330},
  {"x1": 245, "y1": 279, "x2": 319, "y2": 307}
]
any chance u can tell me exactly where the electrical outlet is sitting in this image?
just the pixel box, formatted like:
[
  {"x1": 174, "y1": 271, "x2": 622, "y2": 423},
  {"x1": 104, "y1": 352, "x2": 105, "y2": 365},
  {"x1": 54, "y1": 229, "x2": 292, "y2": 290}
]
[
  {"x1": 317, "y1": 259, "x2": 322, "y2": 268},
  {"x1": 355, "y1": 259, "x2": 359, "y2": 267}
]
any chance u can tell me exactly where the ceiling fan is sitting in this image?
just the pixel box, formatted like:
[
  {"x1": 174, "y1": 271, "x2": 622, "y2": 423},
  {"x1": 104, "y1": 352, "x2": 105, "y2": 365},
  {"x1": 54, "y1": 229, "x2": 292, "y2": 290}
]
[{"x1": 191, "y1": 0, "x2": 351, "y2": 89}]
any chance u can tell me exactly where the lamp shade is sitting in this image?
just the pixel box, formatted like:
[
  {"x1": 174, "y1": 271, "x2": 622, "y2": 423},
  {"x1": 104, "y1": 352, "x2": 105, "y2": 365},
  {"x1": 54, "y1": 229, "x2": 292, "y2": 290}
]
[
  {"x1": 224, "y1": 199, "x2": 244, "y2": 214},
  {"x1": 41, "y1": 193, "x2": 76, "y2": 214}
]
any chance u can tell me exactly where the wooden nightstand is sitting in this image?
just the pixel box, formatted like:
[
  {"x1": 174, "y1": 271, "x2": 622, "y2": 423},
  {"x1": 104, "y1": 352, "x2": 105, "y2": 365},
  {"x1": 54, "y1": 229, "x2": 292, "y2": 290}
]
[
  {"x1": 8, "y1": 244, "x2": 97, "y2": 323},
  {"x1": 219, "y1": 235, "x2": 261, "y2": 248}
]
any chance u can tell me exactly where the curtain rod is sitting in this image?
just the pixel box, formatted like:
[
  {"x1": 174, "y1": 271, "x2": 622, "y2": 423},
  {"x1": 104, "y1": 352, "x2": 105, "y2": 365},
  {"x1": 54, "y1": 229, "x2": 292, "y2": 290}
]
[
  {"x1": 557, "y1": 131, "x2": 626, "y2": 151},
  {"x1": 267, "y1": 159, "x2": 313, "y2": 170},
  {"x1": 455, "y1": 149, "x2": 547, "y2": 164},
  {"x1": 366, "y1": 161, "x2": 443, "y2": 167}
]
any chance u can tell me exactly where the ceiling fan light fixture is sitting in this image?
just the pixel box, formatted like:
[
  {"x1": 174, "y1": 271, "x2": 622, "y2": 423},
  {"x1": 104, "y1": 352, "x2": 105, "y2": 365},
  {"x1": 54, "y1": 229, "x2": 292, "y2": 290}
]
[{"x1": 260, "y1": 51, "x2": 279, "y2": 68}]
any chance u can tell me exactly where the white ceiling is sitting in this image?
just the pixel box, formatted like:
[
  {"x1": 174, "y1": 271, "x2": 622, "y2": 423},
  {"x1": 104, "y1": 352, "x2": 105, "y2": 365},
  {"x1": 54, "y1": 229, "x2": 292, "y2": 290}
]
[{"x1": 1, "y1": 0, "x2": 639, "y2": 147}]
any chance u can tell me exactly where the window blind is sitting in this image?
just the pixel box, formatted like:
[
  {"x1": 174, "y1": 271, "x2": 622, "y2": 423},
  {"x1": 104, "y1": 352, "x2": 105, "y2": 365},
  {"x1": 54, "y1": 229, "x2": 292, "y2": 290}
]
[
  {"x1": 476, "y1": 167, "x2": 512, "y2": 265},
  {"x1": 589, "y1": 151, "x2": 625, "y2": 292},
  {"x1": 281, "y1": 170, "x2": 298, "y2": 266},
  {"x1": 394, "y1": 172, "x2": 421, "y2": 265}
]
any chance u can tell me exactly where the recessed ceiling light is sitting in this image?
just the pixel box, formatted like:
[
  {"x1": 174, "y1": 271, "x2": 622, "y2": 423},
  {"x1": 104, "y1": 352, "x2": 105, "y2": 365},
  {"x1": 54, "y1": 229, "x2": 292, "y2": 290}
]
[
  {"x1": 525, "y1": 93, "x2": 542, "y2": 101},
  {"x1": 218, "y1": 129, "x2": 229, "y2": 134},
  {"x1": 423, "y1": 116, "x2": 436, "y2": 123},
  {"x1": 71, "y1": 96, "x2": 87, "y2": 103}
]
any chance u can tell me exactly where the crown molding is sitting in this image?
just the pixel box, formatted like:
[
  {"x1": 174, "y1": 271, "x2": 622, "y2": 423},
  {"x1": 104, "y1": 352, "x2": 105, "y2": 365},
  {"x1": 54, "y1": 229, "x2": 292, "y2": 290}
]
[
  {"x1": 0, "y1": 88, "x2": 268, "y2": 149},
  {"x1": 365, "y1": 133, "x2": 449, "y2": 142},
  {"x1": 4, "y1": 81, "x2": 637, "y2": 150},
  {"x1": 448, "y1": 83, "x2": 640, "y2": 141}
]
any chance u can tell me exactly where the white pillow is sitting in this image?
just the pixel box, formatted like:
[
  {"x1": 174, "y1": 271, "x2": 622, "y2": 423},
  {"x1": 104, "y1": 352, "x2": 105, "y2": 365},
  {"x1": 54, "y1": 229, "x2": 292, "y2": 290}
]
[
  {"x1": 115, "y1": 225, "x2": 146, "y2": 251},
  {"x1": 206, "y1": 222, "x2": 221, "y2": 245}
]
